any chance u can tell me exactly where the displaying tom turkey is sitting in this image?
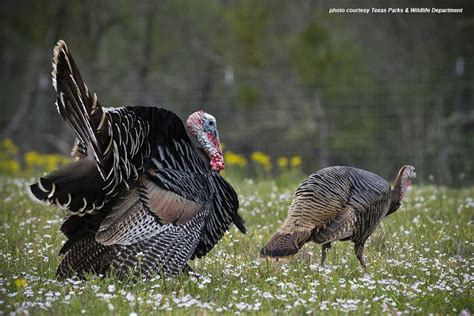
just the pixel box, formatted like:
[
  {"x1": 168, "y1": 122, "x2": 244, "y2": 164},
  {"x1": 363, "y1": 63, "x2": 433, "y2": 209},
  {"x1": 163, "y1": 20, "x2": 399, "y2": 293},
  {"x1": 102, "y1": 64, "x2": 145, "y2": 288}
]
[
  {"x1": 29, "y1": 40, "x2": 246, "y2": 279},
  {"x1": 260, "y1": 165, "x2": 416, "y2": 270}
]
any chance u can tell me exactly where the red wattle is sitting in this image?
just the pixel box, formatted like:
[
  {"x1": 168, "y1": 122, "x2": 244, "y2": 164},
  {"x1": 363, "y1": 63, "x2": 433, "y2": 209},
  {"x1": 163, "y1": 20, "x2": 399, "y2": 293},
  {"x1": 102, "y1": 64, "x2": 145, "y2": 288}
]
[{"x1": 210, "y1": 156, "x2": 225, "y2": 171}]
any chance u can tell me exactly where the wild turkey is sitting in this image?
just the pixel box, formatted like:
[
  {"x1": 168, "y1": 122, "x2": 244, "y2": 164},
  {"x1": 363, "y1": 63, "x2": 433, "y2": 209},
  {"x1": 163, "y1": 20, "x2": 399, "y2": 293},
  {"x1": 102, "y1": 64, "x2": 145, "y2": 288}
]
[
  {"x1": 260, "y1": 165, "x2": 416, "y2": 270},
  {"x1": 29, "y1": 40, "x2": 246, "y2": 279}
]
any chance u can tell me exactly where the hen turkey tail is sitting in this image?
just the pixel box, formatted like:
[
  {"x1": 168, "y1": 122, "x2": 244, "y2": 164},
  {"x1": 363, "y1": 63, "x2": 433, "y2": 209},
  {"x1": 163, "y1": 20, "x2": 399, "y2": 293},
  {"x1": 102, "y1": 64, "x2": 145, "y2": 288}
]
[{"x1": 260, "y1": 229, "x2": 312, "y2": 258}]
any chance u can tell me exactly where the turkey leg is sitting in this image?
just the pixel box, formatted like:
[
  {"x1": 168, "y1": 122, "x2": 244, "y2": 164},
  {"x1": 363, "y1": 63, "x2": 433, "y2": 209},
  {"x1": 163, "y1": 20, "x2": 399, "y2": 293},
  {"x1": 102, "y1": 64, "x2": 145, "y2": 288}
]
[
  {"x1": 354, "y1": 243, "x2": 367, "y2": 272},
  {"x1": 320, "y1": 242, "x2": 332, "y2": 267}
]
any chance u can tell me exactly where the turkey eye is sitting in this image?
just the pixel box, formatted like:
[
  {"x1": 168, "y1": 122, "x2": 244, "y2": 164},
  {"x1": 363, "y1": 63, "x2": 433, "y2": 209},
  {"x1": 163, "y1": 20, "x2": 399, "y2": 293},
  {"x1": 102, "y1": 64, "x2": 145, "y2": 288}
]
[{"x1": 209, "y1": 121, "x2": 214, "y2": 126}]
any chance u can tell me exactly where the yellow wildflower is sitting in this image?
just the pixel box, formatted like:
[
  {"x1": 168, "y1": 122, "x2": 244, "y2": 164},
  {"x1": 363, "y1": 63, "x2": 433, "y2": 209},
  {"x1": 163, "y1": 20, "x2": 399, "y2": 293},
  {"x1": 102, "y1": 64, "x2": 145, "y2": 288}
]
[
  {"x1": 24, "y1": 151, "x2": 42, "y2": 170},
  {"x1": 1, "y1": 138, "x2": 19, "y2": 155},
  {"x1": 224, "y1": 151, "x2": 247, "y2": 167},
  {"x1": 277, "y1": 157, "x2": 288, "y2": 169},
  {"x1": 25, "y1": 151, "x2": 71, "y2": 172},
  {"x1": 251, "y1": 151, "x2": 272, "y2": 171},
  {"x1": 290, "y1": 155, "x2": 302, "y2": 168},
  {"x1": 0, "y1": 159, "x2": 20, "y2": 173},
  {"x1": 14, "y1": 278, "x2": 27, "y2": 288},
  {"x1": 0, "y1": 139, "x2": 20, "y2": 174}
]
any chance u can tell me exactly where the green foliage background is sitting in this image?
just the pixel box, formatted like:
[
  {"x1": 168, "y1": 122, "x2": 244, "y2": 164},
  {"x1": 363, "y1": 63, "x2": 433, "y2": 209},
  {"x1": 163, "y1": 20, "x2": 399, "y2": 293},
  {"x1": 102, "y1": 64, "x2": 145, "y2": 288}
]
[{"x1": 0, "y1": 0, "x2": 473, "y2": 184}]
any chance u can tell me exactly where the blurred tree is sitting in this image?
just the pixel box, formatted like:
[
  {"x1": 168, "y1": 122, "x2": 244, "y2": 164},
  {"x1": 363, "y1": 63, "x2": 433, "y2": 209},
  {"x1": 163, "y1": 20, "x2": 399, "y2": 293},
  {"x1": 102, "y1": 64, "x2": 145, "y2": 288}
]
[{"x1": 0, "y1": 0, "x2": 472, "y2": 184}]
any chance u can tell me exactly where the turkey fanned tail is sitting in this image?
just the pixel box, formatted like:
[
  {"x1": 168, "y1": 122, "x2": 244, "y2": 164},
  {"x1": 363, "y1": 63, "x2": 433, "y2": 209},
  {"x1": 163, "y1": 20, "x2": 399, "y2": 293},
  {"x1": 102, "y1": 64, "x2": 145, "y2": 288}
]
[
  {"x1": 30, "y1": 40, "x2": 152, "y2": 214},
  {"x1": 52, "y1": 40, "x2": 112, "y2": 179}
]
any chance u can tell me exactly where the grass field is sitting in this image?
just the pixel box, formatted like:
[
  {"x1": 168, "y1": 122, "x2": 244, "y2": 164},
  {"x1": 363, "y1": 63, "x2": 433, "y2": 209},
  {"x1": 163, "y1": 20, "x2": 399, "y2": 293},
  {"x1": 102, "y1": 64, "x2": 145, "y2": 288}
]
[{"x1": 0, "y1": 175, "x2": 473, "y2": 315}]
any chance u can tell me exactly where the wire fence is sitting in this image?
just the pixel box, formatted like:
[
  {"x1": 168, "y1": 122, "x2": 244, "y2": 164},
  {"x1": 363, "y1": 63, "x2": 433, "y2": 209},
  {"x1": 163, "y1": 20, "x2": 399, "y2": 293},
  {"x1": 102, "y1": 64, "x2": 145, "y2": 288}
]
[{"x1": 1, "y1": 60, "x2": 473, "y2": 186}]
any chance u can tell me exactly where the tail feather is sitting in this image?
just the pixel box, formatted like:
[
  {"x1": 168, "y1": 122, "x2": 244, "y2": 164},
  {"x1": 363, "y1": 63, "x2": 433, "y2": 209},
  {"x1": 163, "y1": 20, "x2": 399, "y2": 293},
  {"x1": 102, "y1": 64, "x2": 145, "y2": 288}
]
[
  {"x1": 29, "y1": 159, "x2": 105, "y2": 213},
  {"x1": 52, "y1": 40, "x2": 111, "y2": 178},
  {"x1": 29, "y1": 40, "x2": 118, "y2": 213},
  {"x1": 260, "y1": 230, "x2": 311, "y2": 258}
]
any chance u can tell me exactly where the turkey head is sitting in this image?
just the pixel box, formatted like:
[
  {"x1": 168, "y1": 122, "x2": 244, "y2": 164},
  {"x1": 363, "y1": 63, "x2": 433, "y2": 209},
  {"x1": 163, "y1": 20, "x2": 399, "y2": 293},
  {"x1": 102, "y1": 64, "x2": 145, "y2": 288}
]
[{"x1": 186, "y1": 110, "x2": 224, "y2": 171}]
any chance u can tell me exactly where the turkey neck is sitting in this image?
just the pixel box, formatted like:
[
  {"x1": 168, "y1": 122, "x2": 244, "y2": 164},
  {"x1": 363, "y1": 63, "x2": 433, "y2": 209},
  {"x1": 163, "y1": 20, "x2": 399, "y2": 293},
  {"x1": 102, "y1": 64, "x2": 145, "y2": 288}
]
[
  {"x1": 392, "y1": 171, "x2": 404, "y2": 201},
  {"x1": 186, "y1": 129, "x2": 212, "y2": 170},
  {"x1": 387, "y1": 170, "x2": 404, "y2": 216}
]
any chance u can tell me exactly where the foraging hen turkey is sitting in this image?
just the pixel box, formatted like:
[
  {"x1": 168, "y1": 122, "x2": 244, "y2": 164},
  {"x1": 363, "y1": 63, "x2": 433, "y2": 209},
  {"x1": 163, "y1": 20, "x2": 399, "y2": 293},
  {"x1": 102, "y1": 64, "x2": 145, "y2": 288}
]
[
  {"x1": 29, "y1": 40, "x2": 246, "y2": 279},
  {"x1": 260, "y1": 165, "x2": 415, "y2": 270}
]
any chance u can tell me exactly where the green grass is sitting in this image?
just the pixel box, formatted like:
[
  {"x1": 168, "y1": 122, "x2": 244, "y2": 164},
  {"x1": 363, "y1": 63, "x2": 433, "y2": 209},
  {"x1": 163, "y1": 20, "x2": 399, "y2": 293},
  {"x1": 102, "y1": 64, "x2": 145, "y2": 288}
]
[{"x1": 0, "y1": 175, "x2": 473, "y2": 315}]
